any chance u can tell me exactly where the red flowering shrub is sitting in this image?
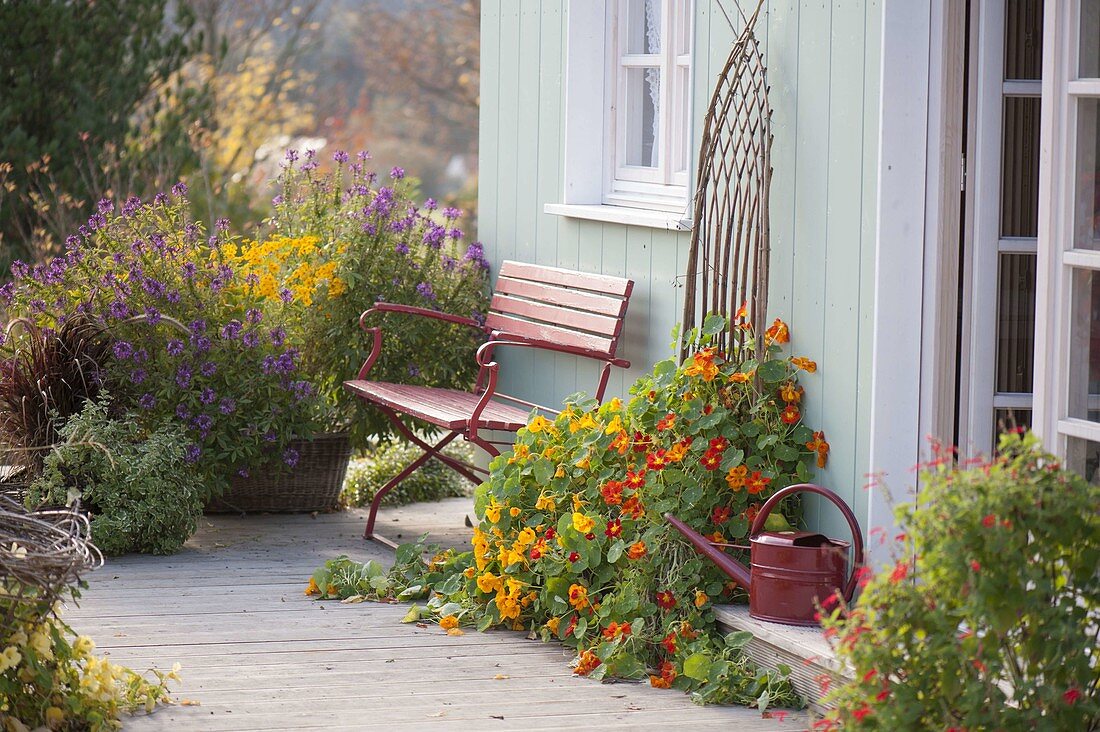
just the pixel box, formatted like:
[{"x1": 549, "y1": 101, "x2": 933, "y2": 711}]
[{"x1": 817, "y1": 432, "x2": 1100, "y2": 730}]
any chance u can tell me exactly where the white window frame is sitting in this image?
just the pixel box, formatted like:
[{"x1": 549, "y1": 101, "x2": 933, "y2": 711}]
[
  {"x1": 547, "y1": 0, "x2": 694, "y2": 230},
  {"x1": 604, "y1": 0, "x2": 692, "y2": 210},
  {"x1": 1034, "y1": 0, "x2": 1100, "y2": 461}
]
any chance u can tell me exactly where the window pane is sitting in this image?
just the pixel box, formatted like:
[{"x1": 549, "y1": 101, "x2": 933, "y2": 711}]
[
  {"x1": 624, "y1": 67, "x2": 661, "y2": 168},
  {"x1": 1001, "y1": 96, "x2": 1041, "y2": 238},
  {"x1": 1081, "y1": 0, "x2": 1100, "y2": 78},
  {"x1": 1067, "y1": 268, "x2": 1100, "y2": 424},
  {"x1": 1075, "y1": 98, "x2": 1100, "y2": 249},
  {"x1": 624, "y1": 0, "x2": 661, "y2": 55},
  {"x1": 1004, "y1": 0, "x2": 1043, "y2": 81},
  {"x1": 1066, "y1": 436, "x2": 1100, "y2": 484},
  {"x1": 996, "y1": 253, "x2": 1037, "y2": 393},
  {"x1": 675, "y1": 0, "x2": 690, "y2": 56}
]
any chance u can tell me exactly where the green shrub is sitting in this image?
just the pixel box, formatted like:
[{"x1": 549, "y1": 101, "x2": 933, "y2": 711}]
[
  {"x1": 342, "y1": 438, "x2": 474, "y2": 508},
  {"x1": 27, "y1": 396, "x2": 203, "y2": 555},
  {"x1": 817, "y1": 431, "x2": 1100, "y2": 731}
]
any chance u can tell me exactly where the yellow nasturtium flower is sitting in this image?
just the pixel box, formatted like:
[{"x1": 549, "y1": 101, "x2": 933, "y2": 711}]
[{"x1": 572, "y1": 512, "x2": 596, "y2": 533}]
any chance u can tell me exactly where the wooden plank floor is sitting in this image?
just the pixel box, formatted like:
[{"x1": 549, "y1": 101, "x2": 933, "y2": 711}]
[{"x1": 65, "y1": 500, "x2": 808, "y2": 731}]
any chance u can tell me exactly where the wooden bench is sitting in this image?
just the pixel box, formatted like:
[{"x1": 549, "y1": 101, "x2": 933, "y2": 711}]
[{"x1": 344, "y1": 260, "x2": 634, "y2": 546}]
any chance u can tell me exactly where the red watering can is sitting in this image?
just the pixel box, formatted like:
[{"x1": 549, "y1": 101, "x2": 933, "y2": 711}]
[{"x1": 665, "y1": 483, "x2": 863, "y2": 627}]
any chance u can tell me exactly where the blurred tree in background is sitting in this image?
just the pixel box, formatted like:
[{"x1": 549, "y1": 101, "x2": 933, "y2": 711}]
[
  {"x1": 0, "y1": 0, "x2": 481, "y2": 280},
  {"x1": 0, "y1": 0, "x2": 206, "y2": 272}
]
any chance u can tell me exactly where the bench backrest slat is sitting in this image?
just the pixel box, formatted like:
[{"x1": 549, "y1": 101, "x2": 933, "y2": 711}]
[{"x1": 485, "y1": 261, "x2": 633, "y2": 359}]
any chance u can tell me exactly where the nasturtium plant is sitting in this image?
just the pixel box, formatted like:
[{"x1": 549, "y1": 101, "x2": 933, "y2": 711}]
[
  {"x1": 390, "y1": 314, "x2": 826, "y2": 707},
  {"x1": 816, "y1": 431, "x2": 1100, "y2": 730}
]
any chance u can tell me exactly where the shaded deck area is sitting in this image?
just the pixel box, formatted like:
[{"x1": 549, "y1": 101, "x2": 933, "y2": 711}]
[{"x1": 65, "y1": 500, "x2": 807, "y2": 730}]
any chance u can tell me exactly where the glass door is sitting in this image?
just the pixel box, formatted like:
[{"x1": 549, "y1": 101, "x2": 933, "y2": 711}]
[
  {"x1": 1034, "y1": 0, "x2": 1100, "y2": 482},
  {"x1": 963, "y1": 0, "x2": 1043, "y2": 453}
]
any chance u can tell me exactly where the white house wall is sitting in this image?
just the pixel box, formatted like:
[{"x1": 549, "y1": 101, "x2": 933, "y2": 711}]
[{"x1": 478, "y1": 1, "x2": 884, "y2": 538}]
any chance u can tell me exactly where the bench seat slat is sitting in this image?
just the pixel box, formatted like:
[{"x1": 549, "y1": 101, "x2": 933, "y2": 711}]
[
  {"x1": 489, "y1": 294, "x2": 622, "y2": 337},
  {"x1": 344, "y1": 381, "x2": 531, "y2": 431}
]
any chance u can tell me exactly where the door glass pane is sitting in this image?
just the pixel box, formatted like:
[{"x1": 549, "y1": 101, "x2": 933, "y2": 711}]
[
  {"x1": 1075, "y1": 98, "x2": 1100, "y2": 249},
  {"x1": 996, "y1": 253, "x2": 1037, "y2": 393},
  {"x1": 675, "y1": 0, "x2": 690, "y2": 56},
  {"x1": 1001, "y1": 96, "x2": 1041, "y2": 237},
  {"x1": 994, "y1": 408, "x2": 1032, "y2": 441},
  {"x1": 624, "y1": 67, "x2": 661, "y2": 167},
  {"x1": 1067, "y1": 268, "x2": 1100, "y2": 424},
  {"x1": 1080, "y1": 0, "x2": 1100, "y2": 78},
  {"x1": 1066, "y1": 437, "x2": 1100, "y2": 483},
  {"x1": 1005, "y1": 0, "x2": 1043, "y2": 80},
  {"x1": 625, "y1": 0, "x2": 662, "y2": 55}
]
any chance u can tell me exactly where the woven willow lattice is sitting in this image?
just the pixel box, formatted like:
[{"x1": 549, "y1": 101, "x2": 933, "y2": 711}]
[
  {"x1": 0, "y1": 495, "x2": 102, "y2": 628},
  {"x1": 681, "y1": 1, "x2": 771, "y2": 356}
]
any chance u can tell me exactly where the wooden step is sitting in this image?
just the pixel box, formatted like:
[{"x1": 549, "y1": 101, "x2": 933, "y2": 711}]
[{"x1": 713, "y1": 604, "x2": 853, "y2": 714}]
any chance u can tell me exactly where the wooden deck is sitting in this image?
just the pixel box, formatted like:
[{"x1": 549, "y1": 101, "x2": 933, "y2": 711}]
[{"x1": 65, "y1": 500, "x2": 808, "y2": 731}]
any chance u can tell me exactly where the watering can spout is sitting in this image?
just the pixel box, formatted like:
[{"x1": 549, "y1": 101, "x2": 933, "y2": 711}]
[{"x1": 664, "y1": 513, "x2": 752, "y2": 591}]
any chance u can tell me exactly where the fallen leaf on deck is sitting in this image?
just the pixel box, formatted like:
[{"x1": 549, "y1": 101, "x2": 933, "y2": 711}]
[
  {"x1": 180, "y1": 700, "x2": 201, "y2": 706},
  {"x1": 490, "y1": 715, "x2": 505, "y2": 720},
  {"x1": 415, "y1": 622, "x2": 428, "y2": 628},
  {"x1": 493, "y1": 674, "x2": 509, "y2": 680},
  {"x1": 446, "y1": 628, "x2": 465, "y2": 636},
  {"x1": 341, "y1": 595, "x2": 366, "y2": 604},
  {"x1": 427, "y1": 712, "x2": 446, "y2": 718}
]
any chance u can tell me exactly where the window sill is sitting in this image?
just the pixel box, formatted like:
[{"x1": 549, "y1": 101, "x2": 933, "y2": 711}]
[{"x1": 544, "y1": 203, "x2": 692, "y2": 231}]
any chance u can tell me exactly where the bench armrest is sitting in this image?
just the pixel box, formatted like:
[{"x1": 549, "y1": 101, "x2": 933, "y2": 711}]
[
  {"x1": 470, "y1": 339, "x2": 629, "y2": 416},
  {"x1": 354, "y1": 303, "x2": 489, "y2": 380},
  {"x1": 358, "y1": 302, "x2": 486, "y2": 332}
]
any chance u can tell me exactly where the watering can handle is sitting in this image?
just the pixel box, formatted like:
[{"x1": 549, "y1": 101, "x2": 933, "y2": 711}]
[{"x1": 749, "y1": 483, "x2": 865, "y2": 602}]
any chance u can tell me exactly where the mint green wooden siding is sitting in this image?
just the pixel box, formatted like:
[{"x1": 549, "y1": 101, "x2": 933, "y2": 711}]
[{"x1": 478, "y1": 1, "x2": 882, "y2": 533}]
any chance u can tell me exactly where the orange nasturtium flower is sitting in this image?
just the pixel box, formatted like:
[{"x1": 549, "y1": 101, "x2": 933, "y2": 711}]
[
  {"x1": 791, "y1": 356, "x2": 817, "y2": 373},
  {"x1": 807, "y1": 430, "x2": 830, "y2": 468},
  {"x1": 305, "y1": 578, "x2": 320, "y2": 596},
  {"x1": 574, "y1": 649, "x2": 602, "y2": 676},
  {"x1": 684, "y1": 348, "x2": 720, "y2": 382},
  {"x1": 765, "y1": 318, "x2": 790, "y2": 345},
  {"x1": 726, "y1": 465, "x2": 748, "y2": 490},
  {"x1": 545, "y1": 617, "x2": 561, "y2": 635},
  {"x1": 735, "y1": 300, "x2": 749, "y2": 321},
  {"x1": 568, "y1": 584, "x2": 590, "y2": 610},
  {"x1": 746, "y1": 471, "x2": 771, "y2": 495},
  {"x1": 527, "y1": 415, "x2": 555, "y2": 433},
  {"x1": 439, "y1": 615, "x2": 459, "y2": 630},
  {"x1": 779, "y1": 382, "x2": 803, "y2": 404},
  {"x1": 656, "y1": 413, "x2": 676, "y2": 431},
  {"x1": 781, "y1": 405, "x2": 801, "y2": 425},
  {"x1": 729, "y1": 370, "x2": 754, "y2": 384},
  {"x1": 626, "y1": 540, "x2": 648, "y2": 560},
  {"x1": 694, "y1": 591, "x2": 709, "y2": 609}
]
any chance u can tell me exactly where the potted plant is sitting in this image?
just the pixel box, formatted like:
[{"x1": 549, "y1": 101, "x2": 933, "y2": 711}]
[{"x1": 0, "y1": 186, "x2": 318, "y2": 507}]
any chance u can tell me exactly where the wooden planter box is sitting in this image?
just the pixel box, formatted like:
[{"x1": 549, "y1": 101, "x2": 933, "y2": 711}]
[{"x1": 206, "y1": 432, "x2": 353, "y2": 514}]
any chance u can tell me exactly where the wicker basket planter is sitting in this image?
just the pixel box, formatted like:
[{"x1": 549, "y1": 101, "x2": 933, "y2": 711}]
[{"x1": 206, "y1": 432, "x2": 353, "y2": 513}]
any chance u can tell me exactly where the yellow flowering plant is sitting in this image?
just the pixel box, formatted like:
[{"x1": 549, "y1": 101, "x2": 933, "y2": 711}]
[
  {"x1": 0, "y1": 587, "x2": 177, "y2": 730},
  {"x1": 401, "y1": 314, "x2": 824, "y2": 708},
  {"x1": 245, "y1": 150, "x2": 491, "y2": 447}
]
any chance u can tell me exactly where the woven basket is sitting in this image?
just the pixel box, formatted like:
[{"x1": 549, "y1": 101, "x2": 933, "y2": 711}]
[{"x1": 206, "y1": 432, "x2": 353, "y2": 513}]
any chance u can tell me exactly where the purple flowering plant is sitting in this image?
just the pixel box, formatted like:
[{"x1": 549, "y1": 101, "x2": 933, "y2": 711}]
[
  {"x1": 258, "y1": 150, "x2": 490, "y2": 447},
  {"x1": 0, "y1": 187, "x2": 319, "y2": 498}
]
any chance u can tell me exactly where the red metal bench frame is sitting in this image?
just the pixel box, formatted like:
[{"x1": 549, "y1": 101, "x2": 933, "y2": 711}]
[{"x1": 344, "y1": 260, "x2": 634, "y2": 547}]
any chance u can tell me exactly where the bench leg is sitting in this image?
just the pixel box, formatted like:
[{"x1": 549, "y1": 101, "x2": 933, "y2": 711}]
[{"x1": 364, "y1": 429, "x2": 462, "y2": 541}]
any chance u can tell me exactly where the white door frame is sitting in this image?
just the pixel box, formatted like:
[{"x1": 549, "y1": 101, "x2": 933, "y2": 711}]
[{"x1": 868, "y1": 0, "x2": 966, "y2": 565}]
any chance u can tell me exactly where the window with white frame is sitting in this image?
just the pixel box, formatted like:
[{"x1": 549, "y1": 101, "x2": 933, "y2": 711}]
[
  {"x1": 549, "y1": 1, "x2": 693, "y2": 229},
  {"x1": 1034, "y1": 0, "x2": 1100, "y2": 482},
  {"x1": 604, "y1": 0, "x2": 692, "y2": 211}
]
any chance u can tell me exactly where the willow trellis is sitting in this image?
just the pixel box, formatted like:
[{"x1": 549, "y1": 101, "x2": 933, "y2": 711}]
[{"x1": 681, "y1": 1, "x2": 772, "y2": 357}]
